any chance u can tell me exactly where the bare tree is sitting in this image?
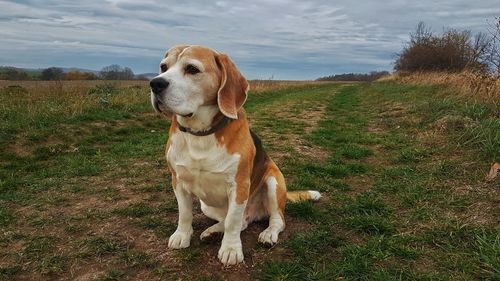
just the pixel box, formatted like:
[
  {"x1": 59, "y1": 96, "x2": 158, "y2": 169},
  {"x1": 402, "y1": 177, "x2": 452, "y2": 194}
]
[
  {"x1": 100, "y1": 64, "x2": 135, "y2": 80},
  {"x1": 472, "y1": 32, "x2": 491, "y2": 61},
  {"x1": 411, "y1": 21, "x2": 433, "y2": 45},
  {"x1": 41, "y1": 67, "x2": 64, "y2": 80},
  {"x1": 467, "y1": 32, "x2": 491, "y2": 73},
  {"x1": 486, "y1": 17, "x2": 500, "y2": 76}
]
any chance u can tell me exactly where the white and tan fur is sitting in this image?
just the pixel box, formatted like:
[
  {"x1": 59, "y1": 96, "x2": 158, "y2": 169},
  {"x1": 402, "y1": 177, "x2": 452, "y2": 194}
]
[{"x1": 150, "y1": 45, "x2": 321, "y2": 265}]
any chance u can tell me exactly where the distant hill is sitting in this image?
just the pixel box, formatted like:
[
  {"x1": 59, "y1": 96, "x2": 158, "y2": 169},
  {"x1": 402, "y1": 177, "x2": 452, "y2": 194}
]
[
  {"x1": 0, "y1": 66, "x2": 41, "y2": 73},
  {"x1": 0, "y1": 66, "x2": 42, "y2": 78},
  {"x1": 136, "y1": 73, "x2": 157, "y2": 79}
]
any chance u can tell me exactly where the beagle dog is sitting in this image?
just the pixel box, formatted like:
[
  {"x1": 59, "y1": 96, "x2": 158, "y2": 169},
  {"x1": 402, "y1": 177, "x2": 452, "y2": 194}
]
[{"x1": 150, "y1": 45, "x2": 321, "y2": 265}]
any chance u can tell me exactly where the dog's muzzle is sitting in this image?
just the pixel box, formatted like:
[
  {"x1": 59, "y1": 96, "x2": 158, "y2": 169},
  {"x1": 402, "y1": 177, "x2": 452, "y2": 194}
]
[
  {"x1": 150, "y1": 77, "x2": 169, "y2": 95},
  {"x1": 149, "y1": 79, "x2": 193, "y2": 118},
  {"x1": 150, "y1": 77, "x2": 170, "y2": 114}
]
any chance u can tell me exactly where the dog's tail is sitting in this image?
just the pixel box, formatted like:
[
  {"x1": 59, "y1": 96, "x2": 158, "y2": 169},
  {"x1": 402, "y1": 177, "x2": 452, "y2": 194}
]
[{"x1": 286, "y1": 190, "x2": 321, "y2": 202}]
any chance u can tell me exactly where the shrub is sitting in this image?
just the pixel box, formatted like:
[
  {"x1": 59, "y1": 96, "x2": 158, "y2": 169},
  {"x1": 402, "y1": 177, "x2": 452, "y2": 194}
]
[
  {"x1": 395, "y1": 22, "x2": 490, "y2": 73},
  {"x1": 40, "y1": 67, "x2": 64, "y2": 81}
]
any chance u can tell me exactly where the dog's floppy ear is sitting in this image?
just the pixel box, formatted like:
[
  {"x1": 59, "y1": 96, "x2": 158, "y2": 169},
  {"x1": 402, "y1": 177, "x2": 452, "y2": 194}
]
[{"x1": 215, "y1": 53, "x2": 249, "y2": 119}]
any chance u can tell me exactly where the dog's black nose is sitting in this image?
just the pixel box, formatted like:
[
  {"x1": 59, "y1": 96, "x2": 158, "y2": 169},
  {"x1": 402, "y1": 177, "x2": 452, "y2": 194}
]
[{"x1": 150, "y1": 77, "x2": 169, "y2": 94}]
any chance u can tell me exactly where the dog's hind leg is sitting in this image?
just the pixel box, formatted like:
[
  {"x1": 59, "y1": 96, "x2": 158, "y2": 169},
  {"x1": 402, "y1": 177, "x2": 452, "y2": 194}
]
[
  {"x1": 200, "y1": 201, "x2": 227, "y2": 241},
  {"x1": 258, "y1": 171, "x2": 286, "y2": 245}
]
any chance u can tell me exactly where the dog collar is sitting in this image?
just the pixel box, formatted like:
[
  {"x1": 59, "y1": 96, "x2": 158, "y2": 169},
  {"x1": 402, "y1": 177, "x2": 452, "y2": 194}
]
[{"x1": 177, "y1": 116, "x2": 233, "y2": 136}]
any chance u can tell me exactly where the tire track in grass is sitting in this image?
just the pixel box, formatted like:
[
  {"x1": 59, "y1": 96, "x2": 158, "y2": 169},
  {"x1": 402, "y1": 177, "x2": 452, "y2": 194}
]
[{"x1": 247, "y1": 85, "x2": 339, "y2": 164}]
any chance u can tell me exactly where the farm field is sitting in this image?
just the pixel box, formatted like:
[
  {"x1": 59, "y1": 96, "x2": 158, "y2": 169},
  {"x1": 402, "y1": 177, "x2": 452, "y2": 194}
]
[{"x1": 0, "y1": 81, "x2": 498, "y2": 280}]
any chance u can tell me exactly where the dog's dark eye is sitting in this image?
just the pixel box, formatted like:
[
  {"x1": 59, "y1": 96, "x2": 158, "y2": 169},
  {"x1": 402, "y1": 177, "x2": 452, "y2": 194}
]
[
  {"x1": 160, "y1": 64, "x2": 168, "y2": 73},
  {"x1": 185, "y1": 64, "x2": 200, "y2": 75}
]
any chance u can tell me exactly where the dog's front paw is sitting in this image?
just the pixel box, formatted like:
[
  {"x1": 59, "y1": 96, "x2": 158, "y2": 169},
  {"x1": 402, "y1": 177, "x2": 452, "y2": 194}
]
[
  {"x1": 168, "y1": 229, "x2": 192, "y2": 249},
  {"x1": 258, "y1": 227, "x2": 280, "y2": 245},
  {"x1": 218, "y1": 243, "x2": 244, "y2": 265}
]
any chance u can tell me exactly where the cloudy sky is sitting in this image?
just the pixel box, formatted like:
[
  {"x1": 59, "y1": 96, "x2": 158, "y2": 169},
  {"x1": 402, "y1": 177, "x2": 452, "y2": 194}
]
[{"x1": 1, "y1": 0, "x2": 499, "y2": 79}]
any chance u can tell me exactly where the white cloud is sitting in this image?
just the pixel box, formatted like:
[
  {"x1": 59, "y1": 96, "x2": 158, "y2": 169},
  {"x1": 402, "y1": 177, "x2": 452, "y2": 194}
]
[{"x1": 0, "y1": 0, "x2": 498, "y2": 79}]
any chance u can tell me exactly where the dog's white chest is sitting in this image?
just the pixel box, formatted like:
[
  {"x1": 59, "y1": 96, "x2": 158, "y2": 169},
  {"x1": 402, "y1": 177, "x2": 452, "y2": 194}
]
[{"x1": 167, "y1": 133, "x2": 240, "y2": 207}]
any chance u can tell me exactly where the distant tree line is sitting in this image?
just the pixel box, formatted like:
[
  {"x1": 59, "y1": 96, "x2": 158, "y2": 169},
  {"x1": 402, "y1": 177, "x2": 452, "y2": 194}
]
[
  {"x1": 0, "y1": 64, "x2": 149, "y2": 81},
  {"x1": 0, "y1": 67, "x2": 30, "y2": 80},
  {"x1": 395, "y1": 19, "x2": 500, "y2": 75},
  {"x1": 316, "y1": 71, "x2": 390, "y2": 81}
]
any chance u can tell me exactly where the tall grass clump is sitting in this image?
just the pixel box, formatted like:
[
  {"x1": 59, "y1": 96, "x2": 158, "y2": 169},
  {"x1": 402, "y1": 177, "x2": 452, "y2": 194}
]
[{"x1": 385, "y1": 71, "x2": 500, "y2": 106}]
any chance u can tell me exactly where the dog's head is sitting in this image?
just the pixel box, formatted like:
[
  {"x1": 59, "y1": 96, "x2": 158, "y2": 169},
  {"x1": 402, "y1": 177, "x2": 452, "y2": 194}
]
[{"x1": 150, "y1": 45, "x2": 249, "y2": 119}]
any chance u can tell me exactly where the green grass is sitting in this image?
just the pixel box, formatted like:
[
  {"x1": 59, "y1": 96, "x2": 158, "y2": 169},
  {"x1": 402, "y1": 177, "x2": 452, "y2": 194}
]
[
  {"x1": 121, "y1": 250, "x2": 155, "y2": 268},
  {"x1": 339, "y1": 144, "x2": 374, "y2": 159},
  {"x1": 100, "y1": 269, "x2": 126, "y2": 281},
  {"x1": 259, "y1": 260, "x2": 307, "y2": 281},
  {"x1": 0, "y1": 266, "x2": 22, "y2": 279},
  {"x1": 77, "y1": 235, "x2": 127, "y2": 258},
  {"x1": 0, "y1": 81, "x2": 498, "y2": 280},
  {"x1": 0, "y1": 205, "x2": 15, "y2": 227},
  {"x1": 259, "y1": 83, "x2": 499, "y2": 280},
  {"x1": 285, "y1": 201, "x2": 321, "y2": 220},
  {"x1": 113, "y1": 202, "x2": 157, "y2": 217}
]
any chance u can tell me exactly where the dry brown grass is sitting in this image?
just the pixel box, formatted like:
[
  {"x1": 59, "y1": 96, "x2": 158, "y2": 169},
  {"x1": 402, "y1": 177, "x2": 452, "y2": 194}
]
[
  {"x1": 249, "y1": 80, "x2": 335, "y2": 93},
  {"x1": 0, "y1": 80, "x2": 329, "y2": 127},
  {"x1": 0, "y1": 80, "x2": 148, "y2": 95},
  {"x1": 0, "y1": 79, "x2": 332, "y2": 95},
  {"x1": 379, "y1": 71, "x2": 500, "y2": 106}
]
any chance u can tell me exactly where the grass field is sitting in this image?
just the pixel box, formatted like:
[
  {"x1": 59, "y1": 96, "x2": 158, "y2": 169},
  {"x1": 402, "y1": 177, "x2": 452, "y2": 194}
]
[{"x1": 0, "y1": 80, "x2": 498, "y2": 280}]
